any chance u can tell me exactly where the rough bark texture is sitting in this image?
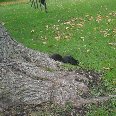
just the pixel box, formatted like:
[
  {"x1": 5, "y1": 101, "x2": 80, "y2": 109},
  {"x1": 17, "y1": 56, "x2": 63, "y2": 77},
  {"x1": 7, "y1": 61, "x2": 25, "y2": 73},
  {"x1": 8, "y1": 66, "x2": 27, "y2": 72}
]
[{"x1": 0, "y1": 24, "x2": 115, "y2": 112}]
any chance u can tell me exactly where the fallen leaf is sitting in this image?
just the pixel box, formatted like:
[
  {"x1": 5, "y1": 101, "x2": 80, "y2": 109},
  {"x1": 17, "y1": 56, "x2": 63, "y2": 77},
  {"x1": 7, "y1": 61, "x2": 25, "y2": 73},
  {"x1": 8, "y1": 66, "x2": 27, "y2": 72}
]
[
  {"x1": 31, "y1": 30, "x2": 34, "y2": 33},
  {"x1": 108, "y1": 19, "x2": 112, "y2": 22},
  {"x1": 66, "y1": 27, "x2": 69, "y2": 30},
  {"x1": 87, "y1": 49, "x2": 90, "y2": 52},
  {"x1": 108, "y1": 43, "x2": 116, "y2": 46},
  {"x1": 1, "y1": 22, "x2": 5, "y2": 25},
  {"x1": 80, "y1": 37, "x2": 84, "y2": 39},
  {"x1": 103, "y1": 67, "x2": 111, "y2": 70},
  {"x1": 55, "y1": 36, "x2": 60, "y2": 41},
  {"x1": 43, "y1": 42, "x2": 47, "y2": 45},
  {"x1": 77, "y1": 23, "x2": 83, "y2": 27},
  {"x1": 58, "y1": 20, "x2": 60, "y2": 22}
]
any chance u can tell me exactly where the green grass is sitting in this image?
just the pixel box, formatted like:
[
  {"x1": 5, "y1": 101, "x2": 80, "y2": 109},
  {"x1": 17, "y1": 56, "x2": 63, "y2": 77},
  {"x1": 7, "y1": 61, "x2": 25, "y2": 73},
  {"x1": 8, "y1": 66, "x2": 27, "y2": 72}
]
[
  {"x1": 0, "y1": 0, "x2": 116, "y2": 115},
  {"x1": 0, "y1": 0, "x2": 18, "y2": 2},
  {"x1": 86, "y1": 99, "x2": 116, "y2": 116}
]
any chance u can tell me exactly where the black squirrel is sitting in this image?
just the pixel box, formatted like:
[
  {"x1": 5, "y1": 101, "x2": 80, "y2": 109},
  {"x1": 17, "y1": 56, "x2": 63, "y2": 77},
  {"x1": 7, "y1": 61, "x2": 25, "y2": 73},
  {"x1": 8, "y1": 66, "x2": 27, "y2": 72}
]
[
  {"x1": 50, "y1": 54, "x2": 63, "y2": 62},
  {"x1": 50, "y1": 54, "x2": 79, "y2": 65}
]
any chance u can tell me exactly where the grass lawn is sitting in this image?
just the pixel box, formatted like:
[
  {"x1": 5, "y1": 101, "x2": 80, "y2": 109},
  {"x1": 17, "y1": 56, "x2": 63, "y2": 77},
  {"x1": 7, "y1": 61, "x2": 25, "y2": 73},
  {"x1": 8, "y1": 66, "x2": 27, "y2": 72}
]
[
  {"x1": 0, "y1": 0, "x2": 116, "y2": 115},
  {"x1": 0, "y1": 0, "x2": 27, "y2": 5},
  {"x1": 0, "y1": 0, "x2": 19, "y2": 2}
]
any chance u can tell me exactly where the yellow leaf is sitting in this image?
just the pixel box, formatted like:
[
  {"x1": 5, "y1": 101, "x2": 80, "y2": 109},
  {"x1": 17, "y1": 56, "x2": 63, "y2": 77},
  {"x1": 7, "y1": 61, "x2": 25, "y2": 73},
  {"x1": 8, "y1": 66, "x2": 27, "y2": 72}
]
[
  {"x1": 43, "y1": 42, "x2": 47, "y2": 45},
  {"x1": 31, "y1": 30, "x2": 34, "y2": 33},
  {"x1": 66, "y1": 27, "x2": 69, "y2": 30}
]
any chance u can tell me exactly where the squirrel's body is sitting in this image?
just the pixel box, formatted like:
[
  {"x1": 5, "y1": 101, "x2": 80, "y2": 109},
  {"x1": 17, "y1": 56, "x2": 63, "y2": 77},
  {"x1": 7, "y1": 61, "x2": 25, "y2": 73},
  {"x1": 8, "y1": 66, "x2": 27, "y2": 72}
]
[{"x1": 50, "y1": 54, "x2": 79, "y2": 65}]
